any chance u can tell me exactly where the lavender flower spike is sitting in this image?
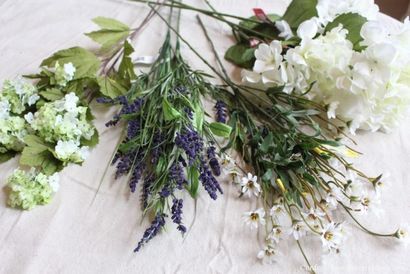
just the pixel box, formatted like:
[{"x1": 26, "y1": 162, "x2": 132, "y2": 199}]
[
  {"x1": 171, "y1": 198, "x2": 187, "y2": 234},
  {"x1": 134, "y1": 213, "x2": 166, "y2": 252},
  {"x1": 214, "y1": 100, "x2": 227, "y2": 123}
]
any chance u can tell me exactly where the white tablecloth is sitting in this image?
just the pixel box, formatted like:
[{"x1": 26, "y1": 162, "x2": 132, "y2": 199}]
[{"x1": 0, "y1": 1, "x2": 409, "y2": 273}]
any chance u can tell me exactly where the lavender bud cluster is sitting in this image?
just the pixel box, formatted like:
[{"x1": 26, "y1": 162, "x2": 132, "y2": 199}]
[
  {"x1": 199, "y1": 159, "x2": 223, "y2": 200},
  {"x1": 206, "y1": 146, "x2": 221, "y2": 176},
  {"x1": 175, "y1": 128, "x2": 203, "y2": 165},
  {"x1": 169, "y1": 162, "x2": 187, "y2": 190},
  {"x1": 214, "y1": 100, "x2": 228, "y2": 123},
  {"x1": 134, "y1": 213, "x2": 166, "y2": 252},
  {"x1": 171, "y1": 198, "x2": 186, "y2": 234}
]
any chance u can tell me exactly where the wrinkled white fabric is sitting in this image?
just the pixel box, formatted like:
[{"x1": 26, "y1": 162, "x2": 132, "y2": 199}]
[{"x1": 0, "y1": 0, "x2": 409, "y2": 273}]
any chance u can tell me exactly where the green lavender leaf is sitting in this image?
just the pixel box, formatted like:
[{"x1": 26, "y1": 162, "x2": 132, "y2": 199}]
[
  {"x1": 325, "y1": 13, "x2": 367, "y2": 51},
  {"x1": 209, "y1": 122, "x2": 232, "y2": 138},
  {"x1": 188, "y1": 166, "x2": 199, "y2": 198},
  {"x1": 41, "y1": 47, "x2": 101, "y2": 79},
  {"x1": 282, "y1": 0, "x2": 318, "y2": 29},
  {"x1": 193, "y1": 103, "x2": 204, "y2": 133},
  {"x1": 97, "y1": 76, "x2": 127, "y2": 99},
  {"x1": 162, "y1": 98, "x2": 182, "y2": 121},
  {"x1": 85, "y1": 17, "x2": 131, "y2": 53}
]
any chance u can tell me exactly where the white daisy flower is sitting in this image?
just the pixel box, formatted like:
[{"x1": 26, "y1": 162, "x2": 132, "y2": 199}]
[
  {"x1": 242, "y1": 208, "x2": 266, "y2": 230},
  {"x1": 287, "y1": 221, "x2": 307, "y2": 240},
  {"x1": 240, "y1": 173, "x2": 261, "y2": 197},
  {"x1": 267, "y1": 226, "x2": 284, "y2": 244},
  {"x1": 320, "y1": 222, "x2": 344, "y2": 252},
  {"x1": 302, "y1": 208, "x2": 326, "y2": 229},
  {"x1": 257, "y1": 245, "x2": 278, "y2": 264},
  {"x1": 270, "y1": 204, "x2": 286, "y2": 218}
]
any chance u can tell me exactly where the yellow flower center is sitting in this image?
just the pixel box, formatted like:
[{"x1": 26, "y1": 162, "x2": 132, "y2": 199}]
[
  {"x1": 324, "y1": 232, "x2": 334, "y2": 241},
  {"x1": 250, "y1": 213, "x2": 259, "y2": 221},
  {"x1": 362, "y1": 197, "x2": 370, "y2": 206}
]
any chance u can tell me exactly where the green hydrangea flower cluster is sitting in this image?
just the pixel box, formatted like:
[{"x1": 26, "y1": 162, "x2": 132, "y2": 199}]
[
  {"x1": 0, "y1": 79, "x2": 39, "y2": 114},
  {"x1": 0, "y1": 79, "x2": 39, "y2": 154},
  {"x1": 27, "y1": 92, "x2": 95, "y2": 163},
  {"x1": 54, "y1": 62, "x2": 76, "y2": 87},
  {"x1": 7, "y1": 168, "x2": 59, "y2": 210}
]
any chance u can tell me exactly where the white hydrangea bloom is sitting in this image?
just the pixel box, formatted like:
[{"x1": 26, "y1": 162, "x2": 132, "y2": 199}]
[
  {"x1": 243, "y1": 13, "x2": 410, "y2": 134},
  {"x1": 316, "y1": 0, "x2": 379, "y2": 26}
]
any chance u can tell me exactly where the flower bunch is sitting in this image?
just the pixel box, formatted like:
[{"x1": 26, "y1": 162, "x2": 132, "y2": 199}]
[
  {"x1": 150, "y1": 5, "x2": 409, "y2": 269},
  {"x1": 26, "y1": 92, "x2": 95, "y2": 164},
  {"x1": 96, "y1": 11, "x2": 231, "y2": 250},
  {"x1": 0, "y1": 79, "x2": 39, "y2": 159},
  {"x1": 6, "y1": 168, "x2": 59, "y2": 210},
  {"x1": 240, "y1": 0, "x2": 410, "y2": 133}
]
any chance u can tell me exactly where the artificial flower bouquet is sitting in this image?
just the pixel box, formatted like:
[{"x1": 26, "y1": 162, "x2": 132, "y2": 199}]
[{"x1": 1, "y1": 0, "x2": 409, "y2": 272}]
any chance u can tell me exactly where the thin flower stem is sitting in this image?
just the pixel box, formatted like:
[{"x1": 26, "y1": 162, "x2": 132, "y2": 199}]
[
  {"x1": 296, "y1": 240, "x2": 316, "y2": 274},
  {"x1": 341, "y1": 203, "x2": 396, "y2": 237}
]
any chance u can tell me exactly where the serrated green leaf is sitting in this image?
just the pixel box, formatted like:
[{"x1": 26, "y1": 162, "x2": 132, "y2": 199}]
[
  {"x1": 282, "y1": 0, "x2": 318, "y2": 29},
  {"x1": 209, "y1": 122, "x2": 232, "y2": 138},
  {"x1": 224, "y1": 44, "x2": 255, "y2": 69},
  {"x1": 324, "y1": 13, "x2": 367, "y2": 51},
  {"x1": 41, "y1": 47, "x2": 101, "y2": 80},
  {"x1": 86, "y1": 30, "x2": 130, "y2": 52},
  {"x1": 39, "y1": 88, "x2": 64, "y2": 101},
  {"x1": 162, "y1": 98, "x2": 181, "y2": 121},
  {"x1": 86, "y1": 17, "x2": 131, "y2": 53},
  {"x1": 92, "y1": 17, "x2": 130, "y2": 31},
  {"x1": 20, "y1": 136, "x2": 63, "y2": 175},
  {"x1": 118, "y1": 40, "x2": 137, "y2": 83},
  {"x1": 97, "y1": 76, "x2": 127, "y2": 99}
]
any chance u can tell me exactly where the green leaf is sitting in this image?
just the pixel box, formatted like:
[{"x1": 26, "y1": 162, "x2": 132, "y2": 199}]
[
  {"x1": 39, "y1": 88, "x2": 64, "y2": 101},
  {"x1": 118, "y1": 40, "x2": 137, "y2": 83},
  {"x1": 324, "y1": 13, "x2": 367, "y2": 51},
  {"x1": 80, "y1": 130, "x2": 99, "y2": 148},
  {"x1": 262, "y1": 169, "x2": 274, "y2": 182},
  {"x1": 193, "y1": 104, "x2": 204, "y2": 133},
  {"x1": 162, "y1": 98, "x2": 181, "y2": 121},
  {"x1": 92, "y1": 17, "x2": 130, "y2": 31},
  {"x1": 209, "y1": 122, "x2": 232, "y2": 138},
  {"x1": 97, "y1": 76, "x2": 127, "y2": 99},
  {"x1": 20, "y1": 136, "x2": 63, "y2": 175},
  {"x1": 224, "y1": 44, "x2": 255, "y2": 69},
  {"x1": 188, "y1": 166, "x2": 200, "y2": 198},
  {"x1": 0, "y1": 151, "x2": 16, "y2": 163},
  {"x1": 41, "y1": 47, "x2": 101, "y2": 79},
  {"x1": 303, "y1": 173, "x2": 318, "y2": 186},
  {"x1": 86, "y1": 17, "x2": 131, "y2": 53},
  {"x1": 260, "y1": 132, "x2": 273, "y2": 153},
  {"x1": 282, "y1": 0, "x2": 318, "y2": 29}
]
